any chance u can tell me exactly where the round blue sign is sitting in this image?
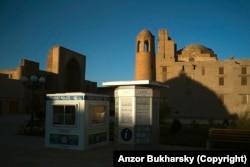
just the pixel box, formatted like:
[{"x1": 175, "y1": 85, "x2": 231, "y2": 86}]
[{"x1": 121, "y1": 128, "x2": 132, "y2": 141}]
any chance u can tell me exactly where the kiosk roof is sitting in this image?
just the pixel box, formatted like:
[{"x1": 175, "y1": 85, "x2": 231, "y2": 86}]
[{"x1": 102, "y1": 80, "x2": 169, "y2": 88}]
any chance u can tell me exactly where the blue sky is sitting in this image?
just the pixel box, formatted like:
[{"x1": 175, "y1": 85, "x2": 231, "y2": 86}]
[{"x1": 1, "y1": 0, "x2": 250, "y2": 86}]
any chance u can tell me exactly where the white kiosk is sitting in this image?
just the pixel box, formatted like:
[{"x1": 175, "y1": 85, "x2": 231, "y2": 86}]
[
  {"x1": 103, "y1": 80, "x2": 166, "y2": 145},
  {"x1": 45, "y1": 92, "x2": 109, "y2": 150}
]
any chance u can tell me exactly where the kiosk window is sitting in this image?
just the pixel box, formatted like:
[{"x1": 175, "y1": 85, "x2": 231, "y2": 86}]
[
  {"x1": 53, "y1": 105, "x2": 76, "y2": 126},
  {"x1": 91, "y1": 105, "x2": 105, "y2": 124}
]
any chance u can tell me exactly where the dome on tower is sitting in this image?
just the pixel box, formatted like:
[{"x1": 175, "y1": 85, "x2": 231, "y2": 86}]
[{"x1": 138, "y1": 29, "x2": 153, "y2": 37}]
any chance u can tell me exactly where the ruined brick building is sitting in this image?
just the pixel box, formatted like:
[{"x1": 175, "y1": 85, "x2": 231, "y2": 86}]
[
  {"x1": 135, "y1": 29, "x2": 250, "y2": 122},
  {"x1": 0, "y1": 46, "x2": 97, "y2": 114}
]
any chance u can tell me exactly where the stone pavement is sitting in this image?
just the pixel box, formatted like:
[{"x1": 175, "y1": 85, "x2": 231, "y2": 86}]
[{"x1": 0, "y1": 115, "x2": 205, "y2": 167}]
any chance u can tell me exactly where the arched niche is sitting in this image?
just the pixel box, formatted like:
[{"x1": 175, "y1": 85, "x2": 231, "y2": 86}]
[{"x1": 144, "y1": 40, "x2": 149, "y2": 52}]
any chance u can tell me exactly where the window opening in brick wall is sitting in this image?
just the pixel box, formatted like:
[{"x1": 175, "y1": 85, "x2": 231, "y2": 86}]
[
  {"x1": 219, "y1": 77, "x2": 224, "y2": 86},
  {"x1": 241, "y1": 76, "x2": 247, "y2": 85},
  {"x1": 241, "y1": 67, "x2": 247, "y2": 74},
  {"x1": 219, "y1": 67, "x2": 224, "y2": 75},
  {"x1": 201, "y1": 67, "x2": 205, "y2": 76}
]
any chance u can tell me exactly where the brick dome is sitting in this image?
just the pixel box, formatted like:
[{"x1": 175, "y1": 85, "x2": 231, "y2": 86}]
[
  {"x1": 177, "y1": 44, "x2": 217, "y2": 61},
  {"x1": 182, "y1": 44, "x2": 215, "y2": 55}
]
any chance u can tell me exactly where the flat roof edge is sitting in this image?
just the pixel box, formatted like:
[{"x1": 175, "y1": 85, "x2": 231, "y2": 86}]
[
  {"x1": 102, "y1": 80, "x2": 169, "y2": 88},
  {"x1": 46, "y1": 92, "x2": 109, "y2": 96}
]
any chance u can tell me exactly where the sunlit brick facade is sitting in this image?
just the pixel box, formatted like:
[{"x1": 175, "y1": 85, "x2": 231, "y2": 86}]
[{"x1": 136, "y1": 29, "x2": 250, "y2": 121}]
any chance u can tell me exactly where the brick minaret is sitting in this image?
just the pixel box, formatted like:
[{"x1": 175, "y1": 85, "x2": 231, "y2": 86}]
[{"x1": 135, "y1": 29, "x2": 156, "y2": 81}]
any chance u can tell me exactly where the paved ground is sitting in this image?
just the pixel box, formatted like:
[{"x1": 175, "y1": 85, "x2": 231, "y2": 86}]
[{"x1": 0, "y1": 115, "x2": 205, "y2": 167}]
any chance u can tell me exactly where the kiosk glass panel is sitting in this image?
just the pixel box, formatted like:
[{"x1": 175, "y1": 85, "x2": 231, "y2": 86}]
[
  {"x1": 91, "y1": 105, "x2": 105, "y2": 124},
  {"x1": 65, "y1": 106, "x2": 76, "y2": 125},
  {"x1": 53, "y1": 105, "x2": 76, "y2": 126}
]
